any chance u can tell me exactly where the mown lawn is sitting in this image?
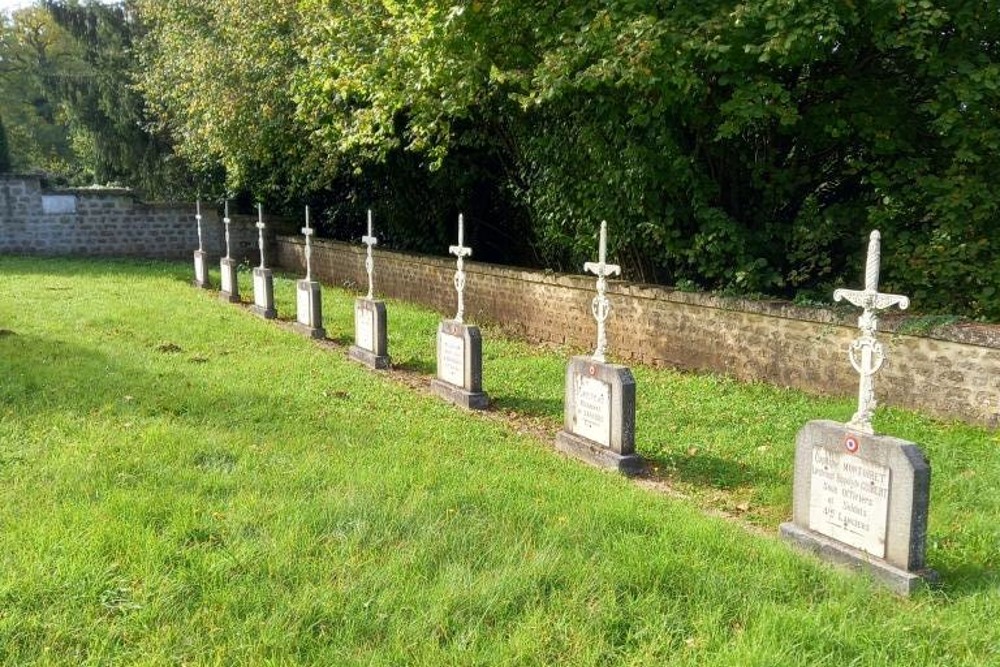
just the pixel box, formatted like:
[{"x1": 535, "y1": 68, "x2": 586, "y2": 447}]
[{"x1": 0, "y1": 256, "x2": 997, "y2": 665}]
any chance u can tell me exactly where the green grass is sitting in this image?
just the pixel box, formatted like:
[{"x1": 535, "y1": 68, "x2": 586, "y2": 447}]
[{"x1": 0, "y1": 256, "x2": 998, "y2": 665}]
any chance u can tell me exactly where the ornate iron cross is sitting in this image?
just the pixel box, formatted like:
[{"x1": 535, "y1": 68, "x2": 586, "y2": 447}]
[
  {"x1": 362, "y1": 209, "x2": 378, "y2": 299},
  {"x1": 583, "y1": 220, "x2": 621, "y2": 363},
  {"x1": 302, "y1": 205, "x2": 314, "y2": 281},
  {"x1": 449, "y1": 214, "x2": 472, "y2": 323},
  {"x1": 833, "y1": 230, "x2": 910, "y2": 434},
  {"x1": 255, "y1": 204, "x2": 267, "y2": 269}
]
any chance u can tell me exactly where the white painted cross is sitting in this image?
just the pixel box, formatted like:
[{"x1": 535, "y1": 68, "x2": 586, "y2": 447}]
[
  {"x1": 256, "y1": 203, "x2": 267, "y2": 269},
  {"x1": 195, "y1": 198, "x2": 203, "y2": 252},
  {"x1": 449, "y1": 214, "x2": 473, "y2": 323},
  {"x1": 223, "y1": 199, "x2": 232, "y2": 260},
  {"x1": 362, "y1": 209, "x2": 378, "y2": 300},
  {"x1": 583, "y1": 220, "x2": 621, "y2": 363},
  {"x1": 833, "y1": 230, "x2": 910, "y2": 434},
  {"x1": 302, "y1": 205, "x2": 314, "y2": 281}
]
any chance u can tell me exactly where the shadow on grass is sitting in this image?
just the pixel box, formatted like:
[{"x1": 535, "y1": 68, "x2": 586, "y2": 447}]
[
  {"x1": 488, "y1": 394, "x2": 562, "y2": 418},
  {"x1": 934, "y1": 563, "x2": 1000, "y2": 596},
  {"x1": 646, "y1": 451, "x2": 780, "y2": 491},
  {"x1": 393, "y1": 357, "x2": 435, "y2": 375}
]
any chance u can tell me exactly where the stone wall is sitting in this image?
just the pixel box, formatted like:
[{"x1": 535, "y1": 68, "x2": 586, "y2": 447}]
[
  {"x1": 277, "y1": 236, "x2": 1000, "y2": 427},
  {"x1": 0, "y1": 174, "x2": 263, "y2": 262}
]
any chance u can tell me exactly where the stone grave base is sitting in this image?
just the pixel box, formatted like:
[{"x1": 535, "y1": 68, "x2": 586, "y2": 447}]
[
  {"x1": 779, "y1": 522, "x2": 936, "y2": 595},
  {"x1": 433, "y1": 320, "x2": 488, "y2": 411},
  {"x1": 250, "y1": 267, "x2": 277, "y2": 319},
  {"x1": 430, "y1": 378, "x2": 489, "y2": 410},
  {"x1": 555, "y1": 429, "x2": 643, "y2": 475},
  {"x1": 192, "y1": 250, "x2": 210, "y2": 289},
  {"x1": 348, "y1": 345, "x2": 390, "y2": 370},
  {"x1": 219, "y1": 258, "x2": 240, "y2": 303},
  {"x1": 293, "y1": 280, "x2": 325, "y2": 339},
  {"x1": 781, "y1": 419, "x2": 934, "y2": 596}
]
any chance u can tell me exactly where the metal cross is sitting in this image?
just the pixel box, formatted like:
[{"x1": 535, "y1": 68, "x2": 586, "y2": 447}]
[
  {"x1": 449, "y1": 213, "x2": 472, "y2": 323},
  {"x1": 362, "y1": 209, "x2": 378, "y2": 300},
  {"x1": 255, "y1": 203, "x2": 267, "y2": 269},
  {"x1": 195, "y1": 198, "x2": 203, "y2": 252},
  {"x1": 833, "y1": 230, "x2": 910, "y2": 434},
  {"x1": 583, "y1": 220, "x2": 621, "y2": 363},
  {"x1": 223, "y1": 199, "x2": 232, "y2": 260},
  {"x1": 302, "y1": 205, "x2": 314, "y2": 281}
]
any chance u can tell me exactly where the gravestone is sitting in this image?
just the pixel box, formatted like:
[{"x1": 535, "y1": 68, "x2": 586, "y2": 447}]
[
  {"x1": 219, "y1": 200, "x2": 240, "y2": 303},
  {"x1": 291, "y1": 206, "x2": 325, "y2": 339},
  {"x1": 430, "y1": 214, "x2": 488, "y2": 409},
  {"x1": 192, "y1": 199, "x2": 210, "y2": 289},
  {"x1": 555, "y1": 221, "x2": 640, "y2": 474},
  {"x1": 348, "y1": 210, "x2": 390, "y2": 369},
  {"x1": 250, "y1": 204, "x2": 277, "y2": 319},
  {"x1": 779, "y1": 231, "x2": 935, "y2": 594}
]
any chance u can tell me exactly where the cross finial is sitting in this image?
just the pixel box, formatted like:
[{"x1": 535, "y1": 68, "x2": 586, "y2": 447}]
[
  {"x1": 195, "y1": 198, "x2": 203, "y2": 252},
  {"x1": 222, "y1": 199, "x2": 232, "y2": 259},
  {"x1": 583, "y1": 220, "x2": 621, "y2": 363},
  {"x1": 302, "y1": 205, "x2": 314, "y2": 281},
  {"x1": 256, "y1": 203, "x2": 267, "y2": 269},
  {"x1": 833, "y1": 230, "x2": 910, "y2": 434},
  {"x1": 449, "y1": 213, "x2": 473, "y2": 323},
  {"x1": 362, "y1": 209, "x2": 378, "y2": 299}
]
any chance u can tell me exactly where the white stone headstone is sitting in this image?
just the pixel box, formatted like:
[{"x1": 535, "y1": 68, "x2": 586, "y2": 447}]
[
  {"x1": 808, "y1": 446, "x2": 891, "y2": 558},
  {"x1": 355, "y1": 301, "x2": 375, "y2": 351},
  {"x1": 253, "y1": 272, "x2": 267, "y2": 309},
  {"x1": 571, "y1": 373, "x2": 612, "y2": 447},
  {"x1": 438, "y1": 331, "x2": 466, "y2": 387}
]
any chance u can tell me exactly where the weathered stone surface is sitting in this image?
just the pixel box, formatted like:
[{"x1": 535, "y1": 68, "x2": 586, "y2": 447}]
[
  {"x1": 219, "y1": 258, "x2": 240, "y2": 303},
  {"x1": 431, "y1": 319, "x2": 488, "y2": 410},
  {"x1": 251, "y1": 267, "x2": 277, "y2": 319},
  {"x1": 192, "y1": 250, "x2": 210, "y2": 289},
  {"x1": 293, "y1": 279, "x2": 324, "y2": 339},
  {"x1": 275, "y1": 237, "x2": 1000, "y2": 427},
  {"x1": 349, "y1": 298, "x2": 390, "y2": 369},
  {"x1": 779, "y1": 419, "x2": 935, "y2": 595},
  {"x1": 555, "y1": 356, "x2": 640, "y2": 474}
]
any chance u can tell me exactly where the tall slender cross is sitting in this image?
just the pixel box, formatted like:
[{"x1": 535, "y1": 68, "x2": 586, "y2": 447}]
[
  {"x1": 256, "y1": 203, "x2": 267, "y2": 269},
  {"x1": 302, "y1": 205, "x2": 314, "y2": 281},
  {"x1": 449, "y1": 214, "x2": 472, "y2": 323},
  {"x1": 362, "y1": 209, "x2": 378, "y2": 299},
  {"x1": 223, "y1": 199, "x2": 232, "y2": 260},
  {"x1": 833, "y1": 230, "x2": 910, "y2": 434},
  {"x1": 584, "y1": 220, "x2": 621, "y2": 363},
  {"x1": 195, "y1": 199, "x2": 203, "y2": 252}
]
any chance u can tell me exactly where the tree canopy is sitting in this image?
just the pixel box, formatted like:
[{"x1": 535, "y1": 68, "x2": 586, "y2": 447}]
[{"x1": 7, "y1": 0, "x2": 1000, "y2": 317}]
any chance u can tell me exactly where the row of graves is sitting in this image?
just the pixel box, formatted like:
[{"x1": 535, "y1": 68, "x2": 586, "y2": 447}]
[{"x1": 192, "y1": 206, "x2": 934, "y2": 595}]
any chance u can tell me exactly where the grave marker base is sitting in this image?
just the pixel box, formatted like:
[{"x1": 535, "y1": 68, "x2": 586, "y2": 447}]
[
  {"x1": 780, "y1": 419, "x2": 935, "y2": 596},
  {"x1": 250, "y1": 267, "x2": 277, "y2": 319},
  {"x1": 779, "y1": 523, "x2": 937, "y2": 595},
  {"x1": 431, "y1": 320, "x2": 488, "y2": 411},
  {"x1": 293, "y1": 279, "x2": 325, "y2": 339},
  {"x1": 219, "y1": 258, "x2": 240, "y2": 303},
  {"x1": 348, "y1": 298, "x2": 390, "y2": 369},
  {"x1": 430, "y1": 378, "x2": 489, "y2": 410},
  {"x1": 555, "y1": 356, "x2": 639, "y2": 474},
  {"x1": 192, "y1": 251, "x2": 210, "y2": 289},
  {"x1": 555, "y1": 430, "x2": 643, "y2": 475}
]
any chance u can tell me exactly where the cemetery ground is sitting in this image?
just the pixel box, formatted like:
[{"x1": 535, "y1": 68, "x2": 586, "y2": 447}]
[{"x1": 1, "y1": 256, "x2": 998, "y2": 665}]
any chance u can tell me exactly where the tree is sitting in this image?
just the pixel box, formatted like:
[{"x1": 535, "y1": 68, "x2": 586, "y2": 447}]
[{"x1": 0, "y1": 114, "x2": 10, "y2": 171}]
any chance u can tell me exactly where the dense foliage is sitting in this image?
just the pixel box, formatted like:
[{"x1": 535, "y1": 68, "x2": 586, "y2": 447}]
[
  {"x1": 7, "y1": 1, "x2": 1000, "y2": 316},
  {"x1": 0, "y1": 114, "x2": 10, "y2": 171}
]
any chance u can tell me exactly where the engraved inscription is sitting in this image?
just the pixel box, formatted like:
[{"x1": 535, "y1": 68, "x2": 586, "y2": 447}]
[
  {"x1": 355, "y1": 302, "x2": 374, "y2": 351},
  {"x1": 439, "y1": 332, "x2": 465, "y2": 387},
  {"x1": 194, "y1": 255, "x2": 205, "y2": 284},
  {"x1": 808, "y1": 447, "x2": 891, "y2": 558},
  {"x1": 253, "y1": 272, "x2": 267, "y2": 308},
  {"x1": 297, "y1": 284, "x2": 311, "y2": 327},
  {"x1": 572, "y1": 374, "x2": 611, "y2": 447}
]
